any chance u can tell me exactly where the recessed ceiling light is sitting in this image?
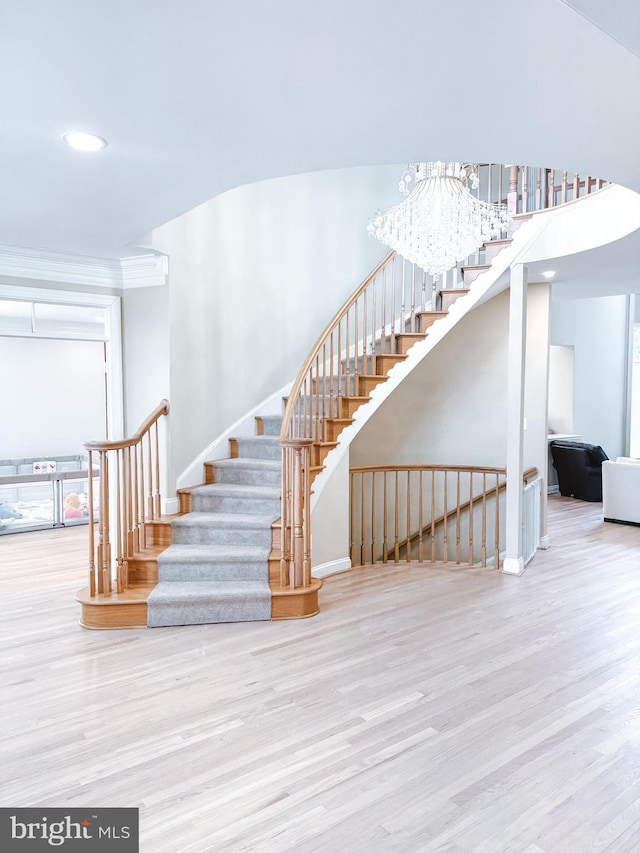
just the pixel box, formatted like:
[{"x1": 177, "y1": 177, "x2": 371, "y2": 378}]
[
  {"x1": 63, "y1": 131, "x2": 108, "y2": 152},
  {"x1": 542, "y1": 270, "x2": 556, "y2": 279}
]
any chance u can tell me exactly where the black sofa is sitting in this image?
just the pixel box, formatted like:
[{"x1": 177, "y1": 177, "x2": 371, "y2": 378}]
[{"x1": 549, "y1": 440, "x2": 608, "y2": 502}]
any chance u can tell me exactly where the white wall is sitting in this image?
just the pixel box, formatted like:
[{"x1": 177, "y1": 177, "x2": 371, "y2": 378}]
[
  {"x1": 122, "y1": 285, "x2": 170, "y2": 434},
  {"x1": 150, "y1": 165, "x2": 404, "y2": 488},
  {"x1": 548, "y1": 345, "x2": 575, "y2": 434},
  {"x1": 310, "y1": 452, "x2": 350, "y2": 573},
  {"x1": 550, "y1": 294, "x2": 628, "y2": 459},
  {"x1": 0, "y1": 337, "x2": 106, "y2": 458}
]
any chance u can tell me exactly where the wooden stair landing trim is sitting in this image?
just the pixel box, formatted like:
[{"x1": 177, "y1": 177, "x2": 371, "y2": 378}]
[
  {"x1": 76, "y1": 583, "x2": 154, "y2": 629},
  {"x1": 271, "y1": 579, "x2": 322, "y2": 619}
]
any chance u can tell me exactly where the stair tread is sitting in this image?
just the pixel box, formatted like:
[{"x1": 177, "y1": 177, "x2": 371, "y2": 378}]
[
  {"x1": 460, "y1": 263, "x2": 491, "y2": 271},
  {"x1": 159, "y1": 543, "x2": 269, "y2": 562},
  {"x1": 151, "y1": 580, "x2": 269, "y2": 593},
  {"x1": 173, "y1": 511, "x2": 277, "y2": 528},
  {"x1": 206, "y1": 458, "x2": 280, "y2": 470},
  {"x1": 148, "y1": 580, "x2": 271, "y2": 606},
  {"x1": 234, "y1": 435, "x2": 280, "y2": 443},
  {"x1": 190, "y1": 483, "x2": 280, "y2": 498}
]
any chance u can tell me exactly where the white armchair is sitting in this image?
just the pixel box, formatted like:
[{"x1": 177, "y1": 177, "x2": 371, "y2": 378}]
[{"x1": 602, "y1": 458, "x2": 640, "y2": 525}]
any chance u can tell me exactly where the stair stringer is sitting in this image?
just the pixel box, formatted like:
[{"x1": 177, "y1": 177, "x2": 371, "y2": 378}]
[{"x1": 309, "y1": 183, "x2": 640, "y2": 575}]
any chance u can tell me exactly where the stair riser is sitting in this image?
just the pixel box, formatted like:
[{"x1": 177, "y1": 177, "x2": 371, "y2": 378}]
[
  {"x1": 313, "y1": 444, "x2": 337, "y2": 466},
  {"x1": 341, "y1": 356, "x2": 378, "y2": 374},
  {"x1": 255, "y1": 417, "x2": 283, "y2": 436},
  {"x1": 288, "y1": 399, "x2": 339, "y2": 418},
  {"x1": 148, "y1": 601, "x2": 271, "y2": 627},
  {"x1": 483, "y1": 240, "x2": 511, "y2": 264},
  {"x1": 145, "y1": 522, "x2": 172, "y2": 546},
  {"x1": 128, "y1": 563, "x2": 158, "y2": 583},
  {"x1": 441, "y1": 291, "x2": 467, "y2": 312},
  {"x1": 232, "y1": 438, "x2": 281, "y2": 461},
  {"x1": 206, "y1": 466, "x2": 281, "y2": 487},
  {"x1": 393, "y1": 333, "x2": 426, "y2": 355},
  {"x1": 191, "y1": 495, "x2": 280, "y2": 516},
  {"x1": 311, "y1": 377, "x2": 357, "y2": 396},
  {"x1": 461, "y1": 268, "x2": 488, "y2": 287},
  {"x1": 376, "y1": 354, "x2": 406, "y2": 375},
  {"x1": 416, "y1": 312, "x2": 447, "y2": 333},
  {"x1": 158, "y1": 562, "x2": 268, "y2": 583},
  {"x1": 339, "y1": 398, "x2": 368, "y2": 418},
  {"x1": 178, "y1": 491, "x2": 193, "y2": 513},
  {"x1": 358, "y1": 375, "x2": 385, "y2": 395},
  {"x1": 172, "y1": 526, "x2": 272, "y2": 548},
  {"x1": 322, "y1": 418, "x2": 354, "y2": 443}
]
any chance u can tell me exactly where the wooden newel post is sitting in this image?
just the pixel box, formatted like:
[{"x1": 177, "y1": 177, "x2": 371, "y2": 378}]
[
  {"x1": 280, "y1": 438, "x2": 313, "y2": 588},
  {"x1": 87, "y1": 449, "x2": 96, "y2": 597}
]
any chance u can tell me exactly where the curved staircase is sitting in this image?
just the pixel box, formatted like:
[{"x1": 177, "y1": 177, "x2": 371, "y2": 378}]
[{"x1": 78, "y1": 163, "x2": 615, "y2": 629}]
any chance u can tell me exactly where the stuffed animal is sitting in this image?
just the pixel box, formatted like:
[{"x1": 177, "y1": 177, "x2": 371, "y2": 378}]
[
  {"x1": 0, "y1": 501, "x2": 22, "y2": 520},
  {"x1": 64, "y1": 493, "x2": 84, "y2": 519}
]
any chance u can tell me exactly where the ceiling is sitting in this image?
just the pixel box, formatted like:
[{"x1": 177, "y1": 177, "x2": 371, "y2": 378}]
[{"x1": 1, "y1": 0, "x2": 639, "y2": 266}]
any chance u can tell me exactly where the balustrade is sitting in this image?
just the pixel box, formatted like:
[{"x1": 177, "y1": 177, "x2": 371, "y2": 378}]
[
  {"x1": 349, "y1": 465, "x2": 538, "y2": 569},
  {"x1": 84, "y1": 400, "x2": 169, "y2": 597}
]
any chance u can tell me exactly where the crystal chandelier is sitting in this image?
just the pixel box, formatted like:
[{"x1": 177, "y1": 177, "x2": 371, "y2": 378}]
[{"x1": 367, "y1": 162, "x2": 511, "y2": 278}]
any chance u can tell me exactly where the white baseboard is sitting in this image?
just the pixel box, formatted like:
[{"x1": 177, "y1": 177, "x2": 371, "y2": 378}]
[
  {"x1": 502, "y1": 556, "x2": 526, "y2": 576},
  {"x1": 161, "y1": 497, "x2": 180, "y2": 516},
  {"x1": 539, "y1": 535, "x2": 550, "y2": 550},
  {"x1": 312, "y1": 557, "x2": 352, "y2": 579}
]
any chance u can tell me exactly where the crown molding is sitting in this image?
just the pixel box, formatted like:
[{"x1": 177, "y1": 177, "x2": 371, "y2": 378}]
[
  {"x1": 120, "y1": 253, "x2": 168, "y2": 289},
  {"x1": 0, "y1": 243, "x2": 167, "y2": 290}
]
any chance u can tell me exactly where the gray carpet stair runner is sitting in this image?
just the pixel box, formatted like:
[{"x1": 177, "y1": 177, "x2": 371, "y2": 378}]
[{"x1": 147, "y1": 428, "x2": 281, "y2": 627}]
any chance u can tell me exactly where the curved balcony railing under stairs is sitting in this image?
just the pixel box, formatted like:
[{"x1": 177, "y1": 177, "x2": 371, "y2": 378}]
[
  {"x1": 350, "y1": 464, "x2": 538, "y2": 570},
  {"x1": 279, "y1": 163, "x2": 608, "y2": 592}
]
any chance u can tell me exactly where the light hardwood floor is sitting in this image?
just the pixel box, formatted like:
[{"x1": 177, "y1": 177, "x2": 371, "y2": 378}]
[{"x1": 2, "y1": 497, "x2": 640, "y2": 852}]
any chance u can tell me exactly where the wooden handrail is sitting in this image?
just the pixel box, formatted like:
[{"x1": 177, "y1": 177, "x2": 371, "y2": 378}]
[
  {"x1": 350, "y1": 464, "x2": 510, "y2": 475},
  {"x1": 279, "y1": 251, "x2": 394, "y2": 445},
  {"x1": 350, "y1": 464, "x2": 538, "y2": 477},
  {"x1": 85, "y1": 399, "x2": 170, "y2": 451},
  {"x1": 84, "y1": 399, "x2": 170, "y2": 599},
  {"x1": 280, "y1": 161, "x2": 608, "y2": 591}
]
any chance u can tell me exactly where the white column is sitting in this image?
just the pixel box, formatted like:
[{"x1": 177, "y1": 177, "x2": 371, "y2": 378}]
[
  {"x1": 503, "y1": 263, "x2": 527, "y2": 575},
  {"x1": 624, "y1": 294, "x2": 635, "y2": 457},
  {"x1": 538, "y1": 284, "x2": 551, "y2": 549}
]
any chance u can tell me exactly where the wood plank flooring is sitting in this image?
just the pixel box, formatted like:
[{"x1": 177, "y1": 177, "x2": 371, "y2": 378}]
[{"x1": 1, "y1": 497, "x2": 640, "y2": 852}]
